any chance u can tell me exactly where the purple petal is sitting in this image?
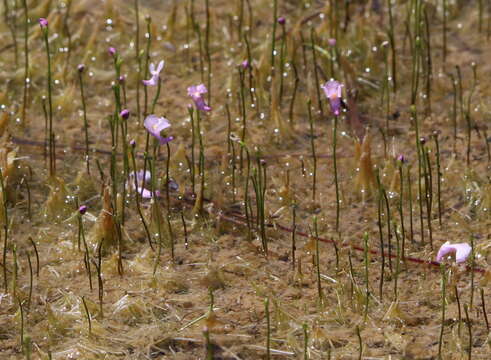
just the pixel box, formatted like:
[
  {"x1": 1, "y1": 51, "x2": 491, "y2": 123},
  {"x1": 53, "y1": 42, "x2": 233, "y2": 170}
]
[
  {"x1": 39, "y1": 18, "x2": 48, "y2": 28},
  {"x1": 144, "y1": 115, "x2": 171, "y2": 139},
  {"x1": 157, "y1": 135, "x2": 174, "y2": 145},
  {"x1": 436, "y1": 242, "x2": 472, "y2": 264},
  {"x1": 322, "y1": 80, "x2": 343, "y2": 116},
  {"x1": 155, "y1": 60, "x2": 165, "y2": 74},
  {"x1": 142, "y1": 74, "x2": 159, "y2": 86}
]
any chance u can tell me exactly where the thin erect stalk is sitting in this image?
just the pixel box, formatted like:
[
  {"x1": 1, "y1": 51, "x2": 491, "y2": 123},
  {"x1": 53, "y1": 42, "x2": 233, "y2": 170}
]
[
  {"x1": 314, "y1": 217, "x2": 323, "y2": 303},
  {"x1": 481, "y1": 288, "x2": 489, "y2": 333},
  {"x1": 398, "y1": 164, "x2": 406, "y2": 261},
  {"x1": 78, "y1": 69, "x2": 90, "y2": 174},
  {"x1": 407, "y1": 165, "x2": 414, "y2": 243},
  {"x1": 1, "y1": 168, "x2": 9, "y2": 292},
  {"x1": 265, "y1": 297, "x2": 271, "y2": 360},
  {"x1": 303, "y1": 323, "x2": 309, "y2": 360},
  {"x1": 41, "y1": 24, "x2": 54, "y2": 178},
  {"x1": 130, "y1": 144, "x2": 153, "y2": 251},
  {"x1": 423, "y1": 148, "x2": 433, "y2": 249},
  {"x1": 438, "y1": 265, "x2": 446, "y2": 358},
  {"x1": 455, "y1": 285, "x2": 462, "y2": 336},
  {"x1": 356, "y1": 325, "x2": 363, "y2": 360},
  {"x1": 464, "y1": 304, "x2": 472, "y2": 360},
  {"x1": 387, "y1": 0, "x2": 397, "y2": 92},
  {"x1": 204, "y1": 0, "x2": 212, "y2": 104},
  {"x1": 21, "y1": 0, "x2": 29, "y2": 125},
  {"x1": 442, "y1": 0, "x2": 447, "y2": 63},
  {"x1": 189, "y1": 106, "x2": 196, "y2": 196},
  {"x1": 310, "y1": 28, "x2": 324, "y2": 118},
  {"x1": 81, "y1": 296, "x2": 92, "y2": 336},
  {"x1": 470, "y1": 235, "x2": 475, "y2": 308},
  {"x1": 307, "y1": 100, "x2": 317, "y2": 204},
  {"x1": 333, "y1": 116, "x2": 340, "y2": 232},
  {"x1": 377, "y1": 193, "x2": 385, "y2": 300},
  {"x1": 270, "y1": 0, "x2": 278, "y2": 75},
  {"x1": 289, "y1": 60, "x2": 299, "y2": 124},
  {"x1": 135, "y1": 0, "x2": 142, "y2": 123},
  {"x1": 433, "y1": 133, "x2": 442, "y2": 228},
  {"x1": 291, "y1": 202, "x2": 296, "y2": 269},
  {"x1": 278, "y1": 21, "x2": 286, "y2": 106},
  {"x1": 143, "y1": 17, "x2": 152, "y2": 118},
  {"x1": 4, "y1": 0, "x2": 19, "y2": 67},
  {"x1": 363, "y1": 232, "x2": 369, "y2": 322}
]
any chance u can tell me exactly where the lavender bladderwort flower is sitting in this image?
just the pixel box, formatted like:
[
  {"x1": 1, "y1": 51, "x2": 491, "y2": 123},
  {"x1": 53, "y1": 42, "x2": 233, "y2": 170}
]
[
  {"x1": 277, "y1": 16, "x2": 285, "y2": 25},
  {"x1": 436, "y1": 242, "x2": 471, "y2": 264},
  {"x1": 328, "y1": 38, "x2": 337, "y2": 47},
  {"x1": 188, "y1": 84, "x2": 212, "y2": 112},
  {"x1": 144, "y1": 115, "x2": 174, "y2": 145},
  {"x1": 78, "y1": 205, "x2": 87, "y2": 215},
  {"x1": 128, "y1": 170, "x2": 160, "y2": 199},
  {"x1": 142, "y1": 60, "x2": 164, "y2": 86},
  {"x1": 321, "y1": 80, "x2": 343, "y2": 116},
  {"x1": 322, "y1": 79, "x2": 343, "y2": 232},
  {"x1": 397, "y1": 154, "x2": 406, "y2": 163}
]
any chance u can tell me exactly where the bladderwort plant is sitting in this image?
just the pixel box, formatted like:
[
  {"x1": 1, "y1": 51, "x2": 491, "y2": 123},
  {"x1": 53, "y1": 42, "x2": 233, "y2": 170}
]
[{"x1": 322, "y1": 80, "x2": 343, "y2": 232}]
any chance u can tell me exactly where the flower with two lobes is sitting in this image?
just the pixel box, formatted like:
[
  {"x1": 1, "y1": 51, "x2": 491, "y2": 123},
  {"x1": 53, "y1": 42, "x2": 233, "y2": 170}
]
[
  {"x1": 187, "y1": 84, "x2": 212, "y2": 112},
  {"x1": 436, "y1": 242, "x2": 471, "y2": 264},
  {"x1": 129, "y1": 170, "x2": 160, "y2": 199},
  {"x1": 322, "y1": 80, "x2": 343, "y2": 116},
  {"x1": 143, "y1": 60, "x2": 165, "y2": 86},
  {"x1": 144, "y1": 115, "x2": 174, "y2": 145}
]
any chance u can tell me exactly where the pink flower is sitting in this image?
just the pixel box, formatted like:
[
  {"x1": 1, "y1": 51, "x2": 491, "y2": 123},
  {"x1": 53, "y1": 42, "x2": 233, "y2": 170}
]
[
  {"x1": 142, "y1": 60, "x2": 165, "y2": 86},
  {"x1": 328, "y1": 38, "x2": 337, "y2": 47},
  {"x1": 241, "y1": 60, "x2": 250, "y2": 69},
  {"x1": 108, "y1": 47, "x2": 117, "y2": 56},
  {"x1": 436, "y1": 242, "x2": 472, "y2": 264},
  {"x1": 321, "y1": 80, "x2": 343, "y2": 116},
  {"x1": 39, "y1": 18, "x2": 48, "y2": 28},
  {"x1": 187, "y1": 84, "x2": 211, "y2": 112},
  {"x1": 144, "y1": 115, "x2": 174, "y2": 145}
]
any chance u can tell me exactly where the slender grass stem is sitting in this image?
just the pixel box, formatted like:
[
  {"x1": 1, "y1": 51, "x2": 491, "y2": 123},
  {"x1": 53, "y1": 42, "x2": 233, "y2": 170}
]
[
  {"x1": 307, "y1": 100, "x2": 317, "y2": 204},
  {"x1": 78, "y1": 67, "x2": 90, "y2": 174},
  {"x1": 438, "y1": 264, "x2": 446, "y2": 358},
  {"x1": 333, "y1": 116, "x2": 340, "y2": 232},
  {"x1": 21, "y1": 0, "x2": 29, "y2": 125}
]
